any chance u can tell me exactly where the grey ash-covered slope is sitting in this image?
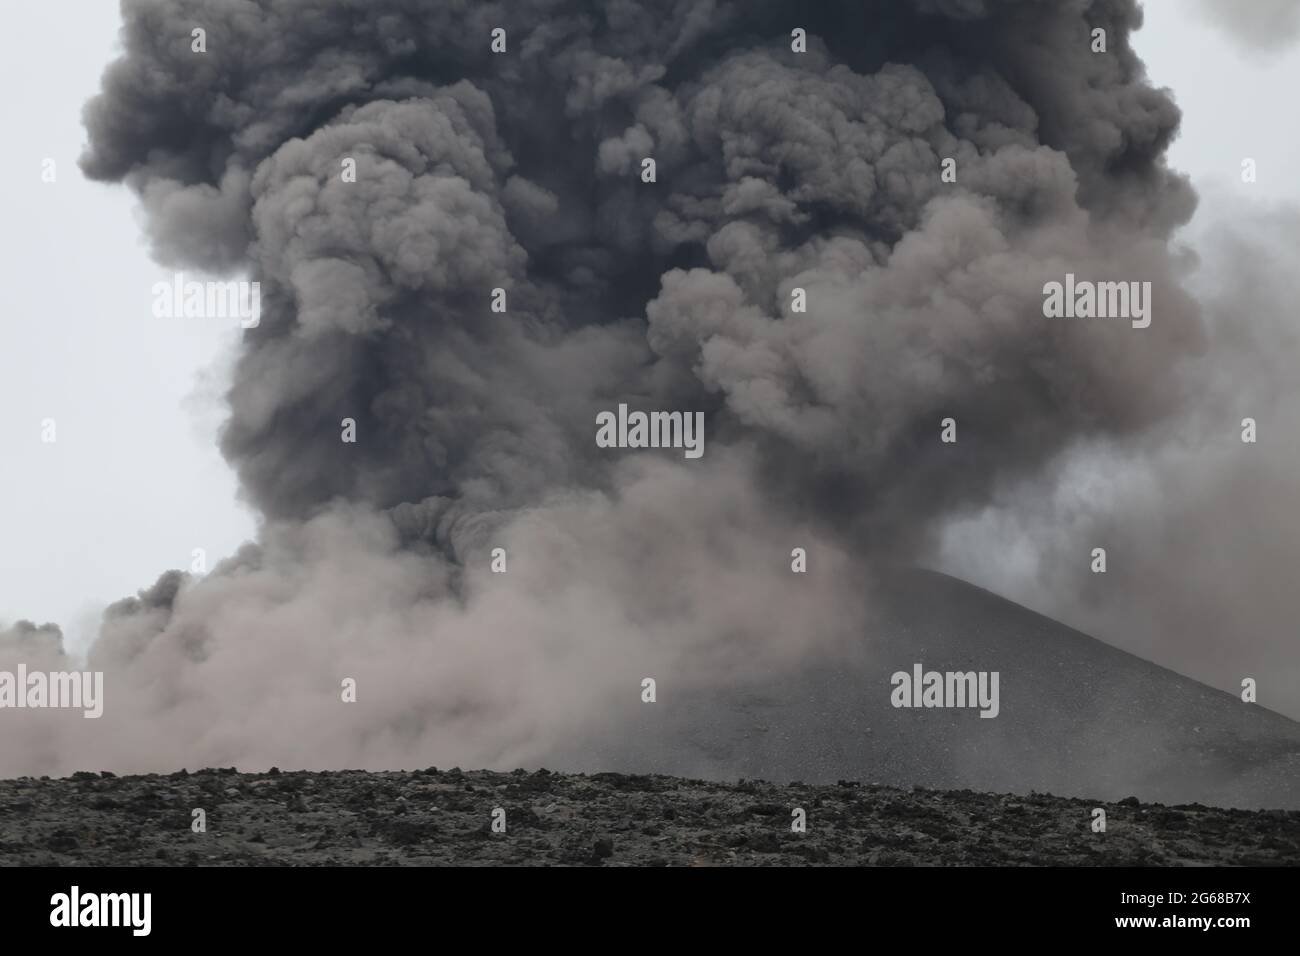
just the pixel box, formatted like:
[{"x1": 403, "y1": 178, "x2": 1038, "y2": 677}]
[
  {"x1": 1, "y1": 768, "x2": 1296, "y2": 867},
  {"x1": 570, "y1": 569, "x2": 1300, "y2": 810}
]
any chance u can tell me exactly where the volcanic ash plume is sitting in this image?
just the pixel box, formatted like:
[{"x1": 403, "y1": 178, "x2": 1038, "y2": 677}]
[{"x1": 7, "y1": 0, "x2": 1259, "y2": 777}]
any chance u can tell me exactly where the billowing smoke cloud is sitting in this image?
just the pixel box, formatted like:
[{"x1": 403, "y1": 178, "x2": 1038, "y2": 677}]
[
  {"x1": 13, "y1": 0, "x2": 1290, "y2": 778},
  {"x1": 1194, "y1": 0, "x2": 1300, "y2": 53}
]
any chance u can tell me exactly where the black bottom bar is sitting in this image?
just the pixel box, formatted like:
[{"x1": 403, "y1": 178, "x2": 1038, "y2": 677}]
[{"x1": 2, "y1": 864, "x2": 1291, "y2": 943}]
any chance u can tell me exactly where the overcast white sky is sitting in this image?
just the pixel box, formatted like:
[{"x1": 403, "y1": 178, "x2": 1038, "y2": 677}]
[{"x1": 1, "y1": 2, "x2": 1297, "y2": 654}]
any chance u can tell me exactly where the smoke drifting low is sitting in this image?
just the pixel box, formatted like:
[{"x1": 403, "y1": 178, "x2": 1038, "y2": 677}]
[
  {"x1": 939, "y1": 202, "x2": 1300, "y2": 724},
  {"x1": 4, "y1": 0, "x2": 1294, "y2": 777},
  {"x1": 1194, "y1": 0, "x2": 1300, "y2": 53}
]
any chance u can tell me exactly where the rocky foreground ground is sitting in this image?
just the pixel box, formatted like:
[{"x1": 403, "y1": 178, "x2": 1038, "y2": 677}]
[{"x1": 1, "y1": 767, "x2": 1297, "y2": 866}]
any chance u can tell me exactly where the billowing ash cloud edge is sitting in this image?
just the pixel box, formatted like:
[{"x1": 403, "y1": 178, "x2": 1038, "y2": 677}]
[{"x1": 1194, "y1": 0, "x2": 1300, "y2": 53}]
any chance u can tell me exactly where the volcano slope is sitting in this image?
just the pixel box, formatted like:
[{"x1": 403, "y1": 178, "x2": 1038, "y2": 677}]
[
  {"x1": 2, "y1": 571, "x2": 1297, "y2": 865},
  {"x1": 561, "y1": 569, "x2": 1300, "y2": 811}
]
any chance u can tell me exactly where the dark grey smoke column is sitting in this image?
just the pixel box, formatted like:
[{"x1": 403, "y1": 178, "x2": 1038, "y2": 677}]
[{"x1": 81, "y1": 0, "x2": 1201, "y2": 549}]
